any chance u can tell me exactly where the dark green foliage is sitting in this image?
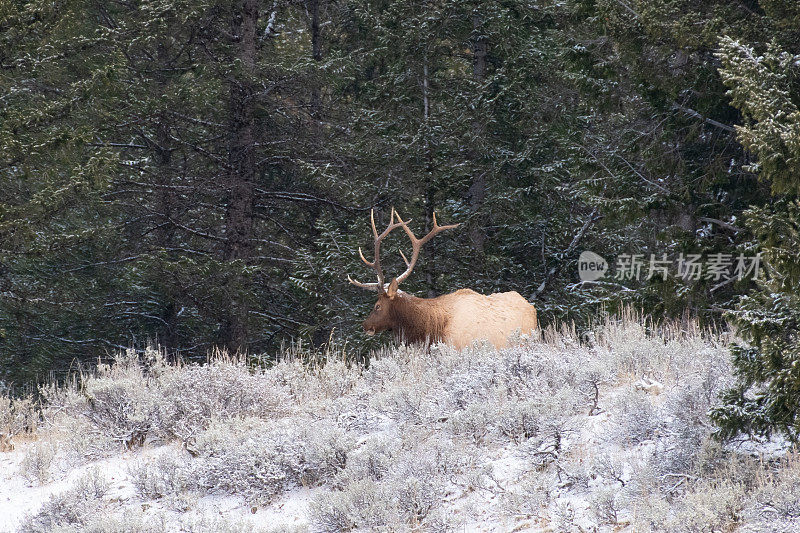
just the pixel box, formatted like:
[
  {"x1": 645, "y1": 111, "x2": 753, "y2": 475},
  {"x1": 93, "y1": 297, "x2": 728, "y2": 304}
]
[
  {"x1": 712, "y1": 201, "x2": 800, "y2": 441},
  {"x1": 710, "y1": 17, "x2": 800, "y2": 440},
  {"x1": 0, "y1": 0, "x2": 797, "y2": 392}
]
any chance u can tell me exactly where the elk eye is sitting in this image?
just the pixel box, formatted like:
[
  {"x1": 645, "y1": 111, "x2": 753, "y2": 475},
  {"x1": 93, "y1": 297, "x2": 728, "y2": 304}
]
[{"x1": 375, "y1": 304, "x2": 381, "y2": 311}]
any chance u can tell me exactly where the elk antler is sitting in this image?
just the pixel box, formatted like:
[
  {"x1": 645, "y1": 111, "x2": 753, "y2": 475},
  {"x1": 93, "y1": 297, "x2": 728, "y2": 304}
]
[
  {"x1": 393, "y1": 211, "x2": 460, "y2": 285},
  {"x1": 347, "y1": 208, "x2": 407, "y2": 292}
]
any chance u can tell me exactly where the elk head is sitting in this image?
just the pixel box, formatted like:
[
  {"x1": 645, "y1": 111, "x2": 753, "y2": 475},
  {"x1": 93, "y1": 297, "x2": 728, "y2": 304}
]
[{"x1": 348, "y1": 208, "x2": 459, "y2": 336}]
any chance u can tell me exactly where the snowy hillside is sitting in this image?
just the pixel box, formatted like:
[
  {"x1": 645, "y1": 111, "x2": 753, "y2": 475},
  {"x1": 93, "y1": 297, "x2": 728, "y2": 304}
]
[{"x1": 0, "y1": 314, "x2": 796, "y2": 532}]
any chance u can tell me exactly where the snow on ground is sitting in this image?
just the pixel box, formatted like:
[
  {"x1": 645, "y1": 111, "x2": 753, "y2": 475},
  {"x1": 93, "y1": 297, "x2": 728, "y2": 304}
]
[
  {"x1": 0, "y1": 442, "x2": 319, "y2": 533},
  {"x1": 0, "y1": 315, "x2": 797, "y2": 532},
  {"x1": 0, "y1": 443, "x2": 148, "y2": 532}
]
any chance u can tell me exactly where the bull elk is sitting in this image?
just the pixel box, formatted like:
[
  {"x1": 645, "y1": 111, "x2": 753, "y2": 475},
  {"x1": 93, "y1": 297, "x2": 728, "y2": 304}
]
[{"x1": 348, "y1": 209, "x2": 538, "y2": 349}]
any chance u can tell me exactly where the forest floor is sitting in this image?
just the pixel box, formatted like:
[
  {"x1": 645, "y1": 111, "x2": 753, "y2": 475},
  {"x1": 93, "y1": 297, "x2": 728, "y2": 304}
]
[{"x1": 0, "y1": 314, "x2": 797, "y2": 532}]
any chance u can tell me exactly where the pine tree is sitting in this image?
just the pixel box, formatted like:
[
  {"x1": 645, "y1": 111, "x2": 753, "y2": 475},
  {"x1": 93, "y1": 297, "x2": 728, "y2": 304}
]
[
  {"x1": 710, "y1": 33, "x2": 800, "y2": 441},
  {"x1": 0, "y1": 0, "x2": 367, "y2": 381}
]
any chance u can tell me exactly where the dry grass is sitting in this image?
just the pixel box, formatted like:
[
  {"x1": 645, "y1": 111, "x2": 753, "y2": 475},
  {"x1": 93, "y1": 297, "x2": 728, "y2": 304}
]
[{"x1": 3, "y1": 309, "x2": 795, "y2": 532}]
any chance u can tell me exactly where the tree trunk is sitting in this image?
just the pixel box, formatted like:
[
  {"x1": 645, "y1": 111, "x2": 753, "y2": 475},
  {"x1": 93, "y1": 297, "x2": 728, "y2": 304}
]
[
  {"x1": 467, "y1": 11, "x2": 487, "y2": 253},
  {"x1": 308, "y1": 0, "x2": 322, "y2": 118},
  {"x1": 154, "y1": 40, "x2": 179, "y2": 350},
  {"x1": 421, "y1": 57, "x2": 437, "y2": 298},
  {"x1": 221, "y1": 0, "x2": 259, "y2": 353}
]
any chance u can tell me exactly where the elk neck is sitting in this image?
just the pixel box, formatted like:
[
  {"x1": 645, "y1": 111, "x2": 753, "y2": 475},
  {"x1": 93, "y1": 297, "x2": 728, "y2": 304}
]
[{"x1": 388, "y1": 292, "x2": 449, "y2": 344}]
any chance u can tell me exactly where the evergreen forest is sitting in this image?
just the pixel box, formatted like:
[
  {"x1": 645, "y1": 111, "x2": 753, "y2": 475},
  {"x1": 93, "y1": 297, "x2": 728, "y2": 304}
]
[{"x1": 2, "y1": 0, "x2": 800, "y2": 438}]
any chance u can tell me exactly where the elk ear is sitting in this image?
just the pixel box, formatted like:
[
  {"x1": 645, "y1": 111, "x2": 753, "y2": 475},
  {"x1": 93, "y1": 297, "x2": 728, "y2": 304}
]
[{"x1": 386, "y1": 278, "x2": 399, "y2": 299}]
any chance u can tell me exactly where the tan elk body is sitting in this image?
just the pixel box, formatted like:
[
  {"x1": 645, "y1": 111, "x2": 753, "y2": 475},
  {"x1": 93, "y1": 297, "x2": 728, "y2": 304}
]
[{"x1": 349, "y1": 209, "x2": 538, "y2": 349}]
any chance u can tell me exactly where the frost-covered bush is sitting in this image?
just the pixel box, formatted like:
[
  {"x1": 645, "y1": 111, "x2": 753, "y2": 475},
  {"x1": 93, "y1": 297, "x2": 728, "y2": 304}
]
[
  {"x1": 0, "y1": 395, "x2": 38, "y2": 438},
  {"x1": 79, "y1": 350, "x2": 160, "y2": 448},
  {"x1": 309, "y1": 433, "x2": 466, "y2": 531},
  {"x1": 634, "y1": 479, "x2": 746, "y2": 532},
  {"x1": 594, "y1": 314, "x2": 678, "y2": 378},
  {"x1": 316, "y1": 358, "x2": 361, "y2": 399},
  {"x1": 129, "y1": 451, "x2": 192, "y2": 499},
  {"x1": 34, "y1": 349, "x2": 300, "y2": 461},
  {"x1": 156, "y1": 359, "x2": 291, "y2": 441},
  {"x1": 339, "y1": 433, "x2": 401, "y2": 483},
  {"x1": 740, "y1": 455, "x2": 800, "y2": 532},
  {"x1": 178, "y1": 514, "x2": 259, "y2": 533},
  {"x1": 362, "y1": 356, "x2": 402, "y2": 389},
  {"x1": 590, "y1": 486, "x2": 622, "y2": 526},
  {"x1": 24, "y1": 499, "x2": 256, "y2": 533},
  {"x1": 188, "y1": 417, "x2": 352, "y2": 502},
  {"x1": 19, "y1": 441, "x2": 59, "y2": 484},
  {"x1": 448, "y1": 402, "x2": 491, "y2": 444},
  {"x1": 610, "y1": 388, "x2": 661, "y2": 445},
  {"x1": 309, "y1": 478, "x2": 396, "y2": 532},
  {"x1": 501, "y1": 473, "x2": 550, "y2": 518},
  {"x1": 376, "y1": 383, "x2": 426, "y2": 424},
  {"x1": 495, "y1": 399, "x2": 541, "y2": 443},
  {"x1": 270, "y1": 359, "x2": 313, "y2": 401},
  {"x1": 20, "y1": 469, "x2": 110, "y2": 532},
  {"x1": 56, "y1": 418, "x2": 119, "y2": 463},
  {"x1": 548, "y1": 500, "x2": 580, "y2": 533},
  {"x1": 39, "y1": 380, "x2": 89, "y2": 428},
  {"x1": 37, "y1": 380, "x2": 122, "y2": 465},
  {"x1": 390, "y1": 449, "x2": 451, "y2": 524},
  {"x1": 440, "y1": 359, "x2": 499, "y2": 410}
]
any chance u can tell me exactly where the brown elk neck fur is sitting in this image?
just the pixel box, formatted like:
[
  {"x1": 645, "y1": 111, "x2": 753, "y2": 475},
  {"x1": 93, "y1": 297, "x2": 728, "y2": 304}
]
[
  {"x1": 388, "y1": 288, "x2": 538, "y2": 349},
  {"x1": 388, "y1": 291, "x2": 450, "y2": 345}
]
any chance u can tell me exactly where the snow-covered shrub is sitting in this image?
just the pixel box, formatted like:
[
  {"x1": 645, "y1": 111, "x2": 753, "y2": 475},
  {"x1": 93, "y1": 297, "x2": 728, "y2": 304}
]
[
  {"x1": 389, "y1": 436, "x2": 465, "y2": 524},
  {"x1": 270, "y1": 359, "x2": 313, "y2": 401},
  {"x1": 362, "y1": 356, "x2": 402, "y2": 389},
  {"x1": 594, "y1": 312, "x2": 727, "y2": 384},
  {"x1": 610, "y1": 388, "x2": 661, "y2": 445},
  {"x1": 590, "y1": 486, "x2": 622, "y2": 526},
  {"x1": 309, "y1": 478, "x2": 396, "y2": 532},
  {"x1": 740, "y1": 454, "x2": 800, "y2": 532},
  {"x1": 376, "y1": 383, "x2": 425, "y2": 424},
  {"x1": 548, "y1": 500, "x2": 580, "y2": 532},
  {"x1": 651, "y1": 364, "x2": 732, "y2": 477},
  {"x1": 595, "y1": 314, "x2": 676, "y2": 378},
  {"x1": 39, "y1": 380, "x2": 87, "y2": 426},
  {"x1": 36, "y1": 380, "x2": 121, "y2": 465},
  {"x1": 80, "y1": 350, "x2": 160, "y2": 448},
  {"x1": 77, "y1": 510, "x2": 170, "y2": 533},
  {"x1": 588, "y1": 452, "x2": 630, "y2": 489},
  {"x1": 316, "y1": 357, "x2": 360, "y2": 399},
  {"x1": 178, "y1": 513, "x2": 259, "y2": 533},
  {"x1": 501, "y1": 472, "x2": 550, "y2": 519},
  {"x1": 129, "y1": 451, "x2": 192, "y2": 499},
  {"x1": 448, "y1": 402, "x2": 491, "y2": 444},
  {"x1": 19, "y1": 469, "x2": 109, "y2": 532},
  {"x1": 156, "y1": 359, "x2": 291, "y2": 441},
  {"x1": 56, "y1": 418, "x2": 119, "y2": 464},
  {"x1": 310, "y1": 467, "x2": 455, "y2": 532},
  {"x1": 440, "y1": 359, "x2": 498, "y2": 410},
  {"x1": 638, "y1": 479, "x2": 746, "y2": 532},
  {"x1": 495, "y1": 399, "x2": 541, "y2": 443},
  {"x1": 338, "y1": 433, "x2": 401, "y2": 483},
  {"x1": 19, "y1": 441, "x2": 59, "y2": 484},
  {"x1": 189, "y1": 417, "x2": 352, "y2": 502},
  {"x1": 310, "y1": 433, "x2": 467, "y2": 531},
  {"x1": 35, "y1": 350, "x2": 300, "y2": 460},
  {"x1": 0, "y1": 395, "x2": 38, "y2": 438}
]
